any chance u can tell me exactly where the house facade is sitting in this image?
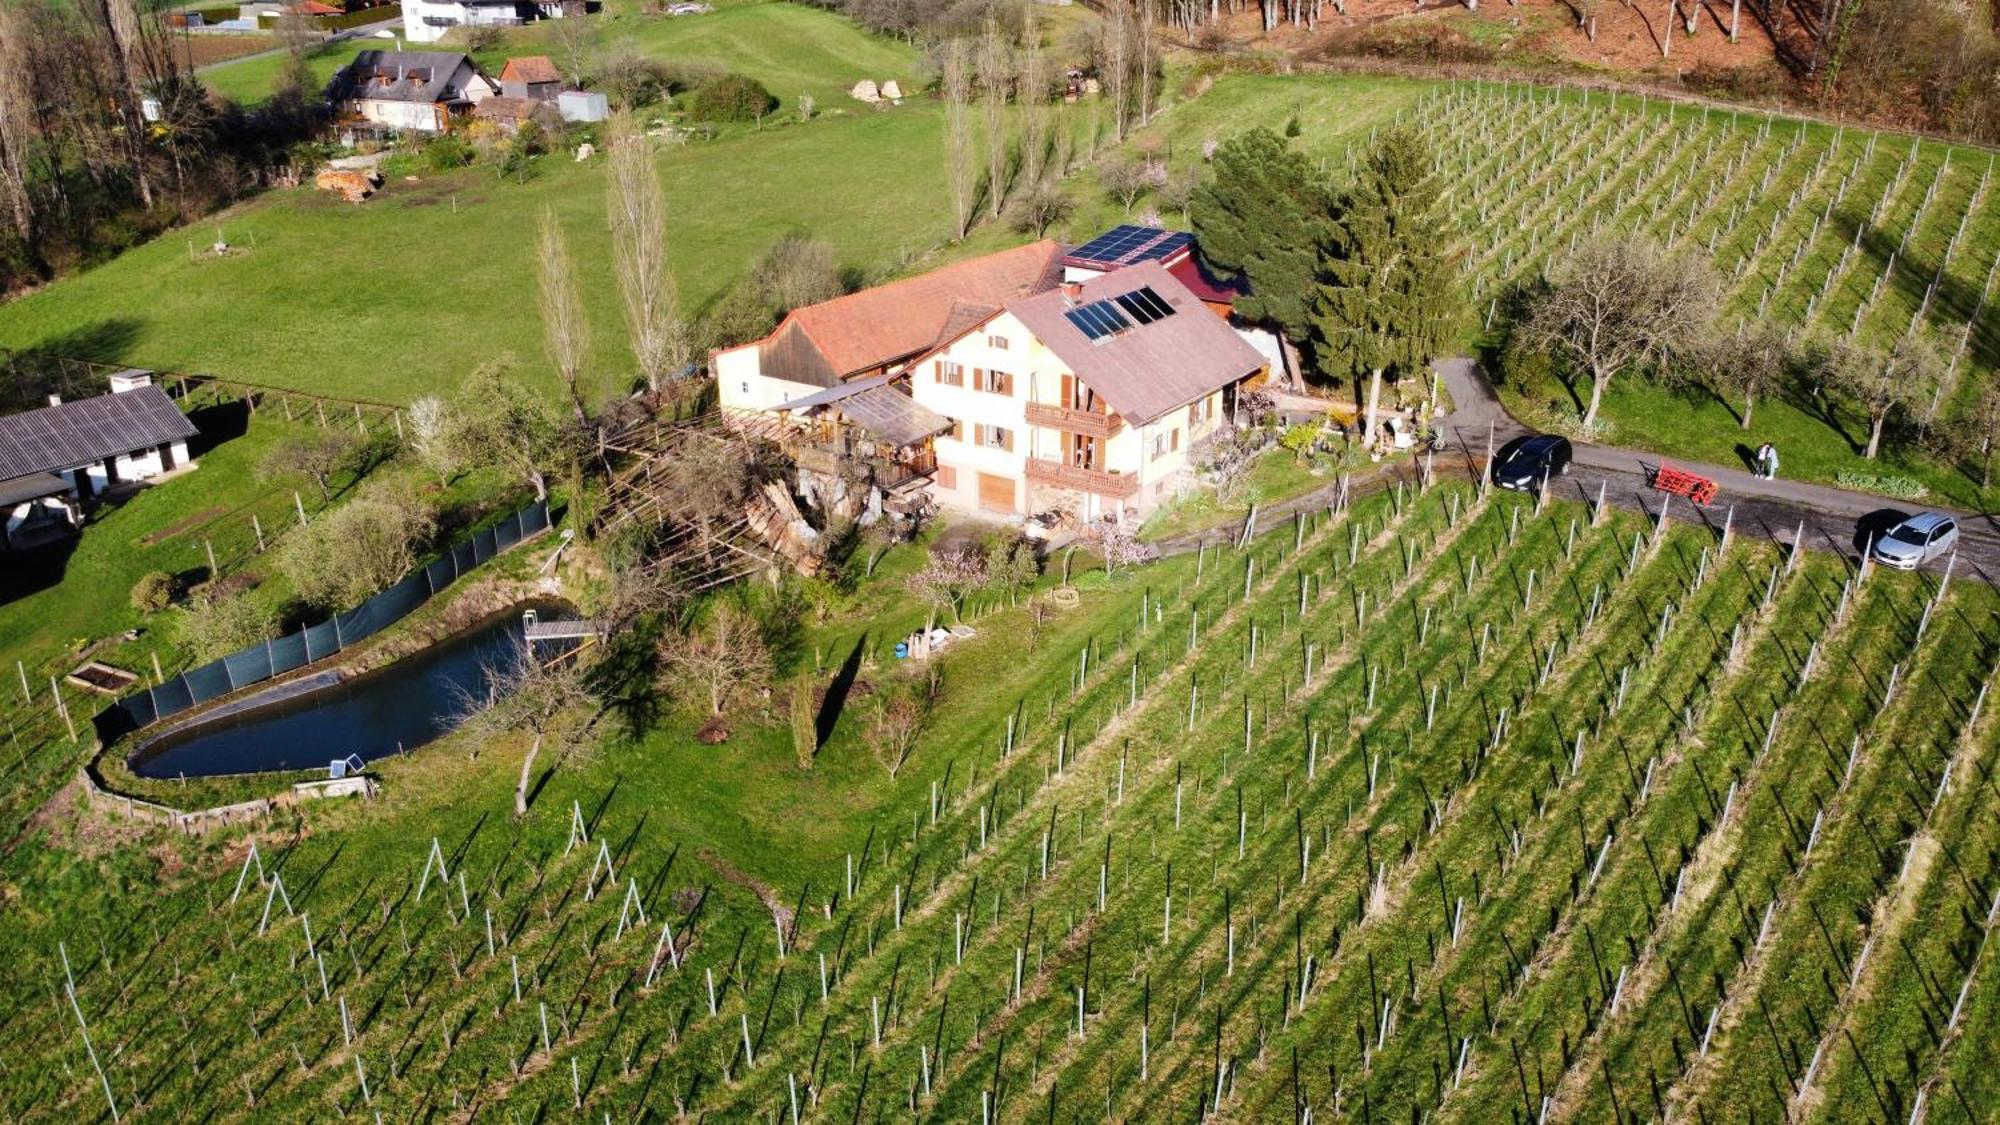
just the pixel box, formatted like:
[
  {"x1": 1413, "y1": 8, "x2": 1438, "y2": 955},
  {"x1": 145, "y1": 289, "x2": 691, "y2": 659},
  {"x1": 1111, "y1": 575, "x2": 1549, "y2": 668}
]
[
  {"x1": 910, "y1": 261, "x2": 1265, "y2": 523},
  {"x1": 403, "y1": 0, "x2": 582, "y2": 43},
  {"x1": 713, "y1": 240, "x2": 1065, "y2": 413},
  {"x1": 499, "y1": 55, "x2": 562, "y2": 101},
  {"x1": 326, "y1": 50, "x2": 498, "y2": 133},
  {"x1": 0, "y1": 371, "x2": 198, "y2": 549}
]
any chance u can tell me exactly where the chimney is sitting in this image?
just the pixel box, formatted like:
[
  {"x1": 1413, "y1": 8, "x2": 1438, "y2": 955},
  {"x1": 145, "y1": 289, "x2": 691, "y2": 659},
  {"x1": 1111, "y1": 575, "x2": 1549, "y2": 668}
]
[
  {"x1": 108, "y1": 370, "x2": 153, "y2": 394},
  {"x1": 1062, "y1": 282, "x2": 1082, "y2": 304},
  {"x1": 46, "y1": 394, "x2": 61, "y2": 407}
]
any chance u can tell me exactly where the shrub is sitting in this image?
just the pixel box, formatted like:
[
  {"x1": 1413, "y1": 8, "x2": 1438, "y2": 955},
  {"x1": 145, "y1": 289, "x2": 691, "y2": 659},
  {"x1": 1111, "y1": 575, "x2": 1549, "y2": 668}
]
[
  {"x1": 176, "y1": 588, "x2": 279, "y2": 662},
  {"x1": 422, "y1": 133, "x2": 474, "y2": 171},
  {"x1": 686, "y1": 74, "x2": 778, "y2": 123},
  {"x1": 789, "y1": 675, "x2": 817, "y2": 770},
  {"x1": 1835, "y1": 471, "x2": 1927, "y2": 500},
  {"x1": 131, "y1": 571, "x2": 177, "y2": 612}
]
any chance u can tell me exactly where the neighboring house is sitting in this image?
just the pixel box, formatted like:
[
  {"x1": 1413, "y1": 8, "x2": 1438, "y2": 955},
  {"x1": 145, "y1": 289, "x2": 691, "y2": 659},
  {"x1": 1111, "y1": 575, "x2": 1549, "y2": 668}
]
[
  {"x1": 327, "y1": 51, "x2": 498, "y2": 133},
  {"x1": 0, "y1": 371, "x2": 198, "y2": 549},
  {"x1": 713, "y1": 240, "x2": 1065, "y2": 413},
  {"x1": 499, "y1": 55, "x2": 562, "y2": 101},
  {"x1": 908, "y1": 260, "x2": 1267, "y2": 522},
  {"x1": 402, "y1": 0, "x2": 587, "y2": 43}
]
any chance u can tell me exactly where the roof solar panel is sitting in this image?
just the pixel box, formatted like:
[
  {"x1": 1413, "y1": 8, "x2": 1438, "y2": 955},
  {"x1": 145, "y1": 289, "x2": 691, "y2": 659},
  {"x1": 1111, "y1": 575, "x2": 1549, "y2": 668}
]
[
  {"x1": 1067, "y1": 225, "x2": 1195, "y2": 267},
  {"x1": 1064, "y1": 299, "x2": 1134, "y2": 341},
  {"x1": 1113, "y1": 286, "x2": 1177, "y2": 325}
]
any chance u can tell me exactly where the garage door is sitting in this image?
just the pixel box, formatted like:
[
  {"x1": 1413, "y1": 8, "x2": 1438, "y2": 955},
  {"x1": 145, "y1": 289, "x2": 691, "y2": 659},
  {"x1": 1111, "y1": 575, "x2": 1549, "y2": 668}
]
[{"x1": 977, "y1": 472, "x2": 1015, "y2": 514}]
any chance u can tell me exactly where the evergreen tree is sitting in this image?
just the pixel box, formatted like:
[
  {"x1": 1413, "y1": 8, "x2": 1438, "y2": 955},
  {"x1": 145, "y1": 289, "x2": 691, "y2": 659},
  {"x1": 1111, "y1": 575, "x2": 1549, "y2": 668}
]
[
  {"x1": 1310, "y1": 127, "x2": 1458, "y2": 440},
  {"x1": 1189, "y1": 127, "x2": 1334, "y2": 352}
]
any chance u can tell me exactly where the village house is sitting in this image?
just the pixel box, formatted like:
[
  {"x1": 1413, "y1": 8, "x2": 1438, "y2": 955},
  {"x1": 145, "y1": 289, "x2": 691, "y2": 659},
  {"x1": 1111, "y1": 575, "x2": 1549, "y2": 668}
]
[
  {"x1": 714, "y1": 240, "x2": 1066, "y2": 413},
  {"x1": 326, "y1": 50, "x2": 499, "y2": 133},
  {"x1": 908, "y1": 259, "x2": 1267, "y2": 522},
  {"x1": 498, "y1": 55, "x2": 563, "y2": 101},
  {"x1": 0, "y1": 371, "x2": 198, "y2": 549},
  {"x1": 402, "y1": 0, "x2": 589, "y2": 43}
]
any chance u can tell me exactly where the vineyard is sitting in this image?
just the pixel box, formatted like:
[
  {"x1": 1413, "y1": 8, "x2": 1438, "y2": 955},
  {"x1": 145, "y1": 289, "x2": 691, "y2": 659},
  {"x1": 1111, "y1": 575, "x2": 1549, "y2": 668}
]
[
  {"x1": 1409, "y1": 82, "x2": 2000, "y2": 427},
  {"x1": 4, "y1": 476, "x2": 1996, "y2": 1122}
]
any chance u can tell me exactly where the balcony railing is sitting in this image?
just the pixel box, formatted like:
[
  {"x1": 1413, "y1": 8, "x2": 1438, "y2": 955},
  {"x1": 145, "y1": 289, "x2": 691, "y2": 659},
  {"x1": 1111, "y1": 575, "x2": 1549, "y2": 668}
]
[
  {"x1": 1024, "y1": 401, "x2": 1123, "y2": 438},
  {"x1": 1025, "y1": 457, "x2": 1140, "y2": 499}
]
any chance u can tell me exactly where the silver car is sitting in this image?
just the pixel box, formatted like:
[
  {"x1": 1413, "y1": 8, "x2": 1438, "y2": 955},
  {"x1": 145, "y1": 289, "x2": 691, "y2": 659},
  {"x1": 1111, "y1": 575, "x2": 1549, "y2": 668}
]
[{"x1": 1871, "y1": 512, "x2": 1958, "y2": 570}]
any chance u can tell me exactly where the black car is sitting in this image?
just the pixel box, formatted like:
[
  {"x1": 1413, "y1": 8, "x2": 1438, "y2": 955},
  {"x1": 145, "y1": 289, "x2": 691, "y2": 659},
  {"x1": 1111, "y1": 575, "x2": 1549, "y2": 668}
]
[{"x1": 1493, "y1": 434, "x2": 1573, "y2": 492}]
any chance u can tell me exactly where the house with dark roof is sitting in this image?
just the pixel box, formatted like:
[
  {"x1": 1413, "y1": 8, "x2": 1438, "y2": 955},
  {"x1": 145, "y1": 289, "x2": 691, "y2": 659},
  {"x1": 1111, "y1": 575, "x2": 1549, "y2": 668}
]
[
  {"x1": 326, "y1": 50, "x2": 498, "y2": 133},
  {"x1": 907, "y1": 259, "x2": 1268, "y2": 522},
  {"x1": 0, "y1": 372, "x2": 198, "y2": 548},
  {"x1": 713, "y1": 240, "x2": 1066, "y2": 413}
]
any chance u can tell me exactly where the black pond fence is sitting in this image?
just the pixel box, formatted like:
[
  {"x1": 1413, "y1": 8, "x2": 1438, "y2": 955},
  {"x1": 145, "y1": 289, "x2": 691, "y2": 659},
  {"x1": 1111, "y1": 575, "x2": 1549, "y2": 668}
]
[{"x1": 96, "y1": 499, "x2": 553, "y2": 744}]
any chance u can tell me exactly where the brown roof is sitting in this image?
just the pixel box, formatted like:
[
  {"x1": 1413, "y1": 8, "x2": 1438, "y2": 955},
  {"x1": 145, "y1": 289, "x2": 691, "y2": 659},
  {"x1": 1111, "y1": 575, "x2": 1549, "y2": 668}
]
[
  {"x1": 473, "y1": 95, "x2": 551, "y2": 122},
  {"x1": 501, "y1": 56, "x2": 560, "y2": 84},
  {"x1": 772, "y1": 241, "x2": 1064, "y2": 382},
  {"x1": 1009, "y1": 262, "x2": 1267, "y2": 426}
]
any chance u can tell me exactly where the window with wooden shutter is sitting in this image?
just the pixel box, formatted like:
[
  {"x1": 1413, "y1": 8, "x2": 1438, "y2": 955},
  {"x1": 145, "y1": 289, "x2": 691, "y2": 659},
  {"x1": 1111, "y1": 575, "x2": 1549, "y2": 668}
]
[
  {"x1": 1171, "y1": 428, "x2": 1180, "y2": 452},
  {"x1": 950, "y1": 418, "x2": 965, "y2": 441},
  {"x1": 988, "y1": 370, "x2": 1013, "y2": 396}
]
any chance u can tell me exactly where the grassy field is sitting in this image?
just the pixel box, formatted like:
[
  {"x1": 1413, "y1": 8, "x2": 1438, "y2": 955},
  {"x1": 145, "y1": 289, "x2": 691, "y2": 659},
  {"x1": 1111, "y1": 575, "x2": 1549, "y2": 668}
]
[{"x1": 3, "y1": 481, "x2": 1994, "y2": 1121}]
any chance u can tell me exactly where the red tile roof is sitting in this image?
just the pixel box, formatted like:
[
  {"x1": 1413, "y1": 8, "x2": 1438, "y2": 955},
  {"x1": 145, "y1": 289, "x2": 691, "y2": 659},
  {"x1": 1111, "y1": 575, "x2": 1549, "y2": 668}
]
[
  {"x1": 501, "y1": 55, "x2": 560, "y2": 85},
  {"x1": 1168, "y1": 255, "x2": 1250, "y2": 308},
  {"x1": 776, "y1": 241, "x2": 1064, "y2": 379}
]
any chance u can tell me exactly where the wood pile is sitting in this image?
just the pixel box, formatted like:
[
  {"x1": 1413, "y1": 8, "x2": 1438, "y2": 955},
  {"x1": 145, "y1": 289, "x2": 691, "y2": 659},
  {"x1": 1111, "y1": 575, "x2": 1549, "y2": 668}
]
[{"x1": 313, "y1": 169, "x2": 382, "y2": 203}]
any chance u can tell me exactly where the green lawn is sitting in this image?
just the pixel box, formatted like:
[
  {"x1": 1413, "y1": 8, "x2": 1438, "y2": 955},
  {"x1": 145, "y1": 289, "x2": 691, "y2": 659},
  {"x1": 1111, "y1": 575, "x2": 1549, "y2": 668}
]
[{"x1": 201, "y1": 0, "x2": 918, "y2": 107}]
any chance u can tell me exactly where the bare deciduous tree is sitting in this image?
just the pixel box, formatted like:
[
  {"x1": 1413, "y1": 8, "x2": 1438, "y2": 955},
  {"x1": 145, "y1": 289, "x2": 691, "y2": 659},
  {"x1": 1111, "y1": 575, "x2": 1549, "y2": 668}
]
[
  {"x1": 1819, "y1": 331, "x2": 1942, "y2": 460},
  {"x1": 1099, "y1": 155, "x2": 1162, "y2": 214},
  {"x1": 1522, "y1": 234, "x2": 1717, "y2": 429},
  {"x1": 864, "y1": 678, "x2": 929, "y2": 778},
  {"x1": 978, "y1": 17, "x2": 1012, "y2": 219},
  {"x1": 1697, "y1": 322, "x2": 1793, "y2": 430},
  {"x1": 657, "y1": 602, "x2": 774, "y2": 716},
  {"x1": 450, "y1": 638, "x2": 594, "y2": 816},
  {"x1": 536, "y1": 206, "x2": 593, "y2": 422},
  {"x1": 258, "y1": 429, "x2": 359, "y2": 503},
  {"x1": 606, "y1": 123, "x2": 690, "y2": 392},
  {"x1": 941, "y1": 39, "x2": 977, "y2": 239},
  {"x1": 1018, "y1": 6, "x2": 1049, "y2": 189}
]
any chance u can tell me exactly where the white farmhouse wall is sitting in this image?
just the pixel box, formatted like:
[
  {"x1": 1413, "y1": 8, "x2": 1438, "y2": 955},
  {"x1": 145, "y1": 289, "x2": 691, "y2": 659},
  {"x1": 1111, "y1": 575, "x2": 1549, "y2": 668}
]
[{"x1": 714, "y1": 345, "x2": 828, "y2": 412}]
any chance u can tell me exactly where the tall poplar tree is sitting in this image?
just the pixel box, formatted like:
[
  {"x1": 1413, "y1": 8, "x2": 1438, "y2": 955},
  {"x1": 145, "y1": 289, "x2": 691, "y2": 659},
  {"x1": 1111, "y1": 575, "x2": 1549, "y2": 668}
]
[{"x1": 1310, "y1": 127, "x2": 1457, "y2": 441}]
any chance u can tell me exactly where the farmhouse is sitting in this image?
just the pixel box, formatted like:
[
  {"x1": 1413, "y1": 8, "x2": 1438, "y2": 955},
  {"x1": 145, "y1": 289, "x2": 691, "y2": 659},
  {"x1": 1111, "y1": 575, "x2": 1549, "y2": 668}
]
[
  {"x1": 910, "y1": 259, "x2": 1267, "y2": 522},
  {"x1": 326, "y1": 50, "x2": 499, "y2": 133},
  {"x1": 401, "y1": 0, "x2": 589, "y2": 44},
  {"x1": 713, "y1": 240, "x2": 1066, "y2": 412},
  {"x1": 0, "y1": 372, "x2": 198, "y2": 549}
]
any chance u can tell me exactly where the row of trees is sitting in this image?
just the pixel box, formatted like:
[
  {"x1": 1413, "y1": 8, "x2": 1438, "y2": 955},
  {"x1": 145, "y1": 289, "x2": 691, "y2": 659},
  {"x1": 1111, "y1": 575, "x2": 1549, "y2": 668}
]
[
  {"x1": 1191, "y1": 125, "x2": 1459, "y2": 436},
  {"x1": 0, "y1": 0, "x2": 320, "y2": 290},
  {"x1": 1511, "y1": 231, "x2": 2000, "y2": 474},
  {"x1": 938, "y1": 3, "x2": 1162, "y2": 241}
]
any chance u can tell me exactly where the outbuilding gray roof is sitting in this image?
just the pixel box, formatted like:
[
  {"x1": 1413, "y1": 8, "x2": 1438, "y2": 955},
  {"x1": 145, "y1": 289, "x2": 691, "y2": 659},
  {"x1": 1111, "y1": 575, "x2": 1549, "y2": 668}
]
[
  {"x1": 0, "y1": 384, "x2": 198, "y2": 481},
  {"x1": 0, "y1": 472, "x2": 71, "y2": 508}
]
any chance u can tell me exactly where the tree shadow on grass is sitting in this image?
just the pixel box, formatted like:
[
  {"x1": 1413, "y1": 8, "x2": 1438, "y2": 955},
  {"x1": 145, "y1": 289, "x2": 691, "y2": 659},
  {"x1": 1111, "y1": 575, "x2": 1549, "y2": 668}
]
[{"x1": 815, "y1": 633, "x2": 866, "y2": 747}]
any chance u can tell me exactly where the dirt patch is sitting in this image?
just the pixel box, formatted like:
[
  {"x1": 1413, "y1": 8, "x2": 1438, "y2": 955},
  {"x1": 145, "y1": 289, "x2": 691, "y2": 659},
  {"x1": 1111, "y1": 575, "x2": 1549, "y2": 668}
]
[
  {"x1": 181, "y1": 35, "x2": 273, "y2": 68},
  {"x1": 696, "y1": 846, "x2": 791, "y2": 933},
  {"x1": 140, "y1": 505, "x2": 228, "y2": 545},
  {"x1": 1182, "y1": 0, "x2": 1785, "y2": 85}
]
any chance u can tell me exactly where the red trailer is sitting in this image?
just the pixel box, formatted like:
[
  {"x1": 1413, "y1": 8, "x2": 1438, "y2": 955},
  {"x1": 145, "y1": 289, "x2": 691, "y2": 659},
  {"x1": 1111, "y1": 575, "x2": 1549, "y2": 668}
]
[{"x1": 1649, "y1": 460, "x2": 1719, "y2": 507}]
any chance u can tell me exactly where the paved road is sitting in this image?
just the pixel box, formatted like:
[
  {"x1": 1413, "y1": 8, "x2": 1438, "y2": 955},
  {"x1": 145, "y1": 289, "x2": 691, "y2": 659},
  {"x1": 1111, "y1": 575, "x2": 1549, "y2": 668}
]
[
  {"x1": 1155, "y1": 359, "x2": 1996, "y2": 581},
  {"x1": 1433, "y1": 357, "x2": 2000, "y2": 581}
]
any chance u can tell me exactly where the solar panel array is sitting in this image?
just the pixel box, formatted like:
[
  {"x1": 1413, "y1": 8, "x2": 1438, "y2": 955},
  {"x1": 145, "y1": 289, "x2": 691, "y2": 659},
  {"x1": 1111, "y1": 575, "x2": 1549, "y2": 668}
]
[
  {"x1": 1114, "y1": 286, "x2": 1176, "y2": 325},
  {"x1": 1065, "y1": 225, "x2": 1194, "y2": 268},
  {"x1": 1061, "y1": 286, "x2": 1178, "y2": 342},
  {"x1": 1063, "y1": 300, "x2": 1132, "y2": 341}
]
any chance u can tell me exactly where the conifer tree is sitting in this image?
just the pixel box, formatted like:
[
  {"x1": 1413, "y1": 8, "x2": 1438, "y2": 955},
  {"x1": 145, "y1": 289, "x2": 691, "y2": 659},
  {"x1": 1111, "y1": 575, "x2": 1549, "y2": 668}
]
[
  {"x1": 1310, "y1": 127, "x2": 1458, "y2": 441},
  {"x1": 1189, "y1": 128, "x2": 1334, "y2": 377}
]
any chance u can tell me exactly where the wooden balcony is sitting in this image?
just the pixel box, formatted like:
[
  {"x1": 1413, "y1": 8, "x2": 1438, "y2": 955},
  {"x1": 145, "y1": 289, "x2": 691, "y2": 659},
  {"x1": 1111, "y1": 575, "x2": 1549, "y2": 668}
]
[
  {"x1": 1025, "y1": 457, "x2": 1141, "y2": 499},
  {"x1": 1024, "y1": 401, "x2": 1124, "y2": 438}
]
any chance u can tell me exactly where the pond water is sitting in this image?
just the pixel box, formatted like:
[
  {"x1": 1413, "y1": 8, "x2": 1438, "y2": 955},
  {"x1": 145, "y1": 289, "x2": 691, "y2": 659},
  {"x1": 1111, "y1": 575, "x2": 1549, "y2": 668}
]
[{"x1": 131, "y1": 606, "x2": 562, "y2": 779}]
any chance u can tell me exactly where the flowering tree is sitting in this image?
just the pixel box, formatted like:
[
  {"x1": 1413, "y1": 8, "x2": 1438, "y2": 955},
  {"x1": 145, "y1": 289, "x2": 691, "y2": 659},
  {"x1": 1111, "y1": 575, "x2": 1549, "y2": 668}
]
[
  {"x1": 1084, "y1": 521, "x2": 1149, "y2": 577},
  {"x1": 907, "y1": 544, "x2": 987, "y2": 627}
]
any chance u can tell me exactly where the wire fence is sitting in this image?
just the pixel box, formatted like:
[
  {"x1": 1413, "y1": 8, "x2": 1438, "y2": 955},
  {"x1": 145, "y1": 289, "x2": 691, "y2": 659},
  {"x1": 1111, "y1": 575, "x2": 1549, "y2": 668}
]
[{"x1": 101, "y1": 499, "x2": 552, "y2": 739}]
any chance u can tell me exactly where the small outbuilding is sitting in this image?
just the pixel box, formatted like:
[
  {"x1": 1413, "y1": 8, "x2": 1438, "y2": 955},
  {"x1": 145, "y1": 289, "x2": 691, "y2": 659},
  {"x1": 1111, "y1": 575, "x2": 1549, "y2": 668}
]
[
  {"x1": 0, "y1": 372, "x2": 198, "y2": 549},
  {"x1": 499, "y1": 55, "x2": 562, "y2": 102},
  {"x1": 557, "y1": 89, "x2": 608, "y2": 123}
]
